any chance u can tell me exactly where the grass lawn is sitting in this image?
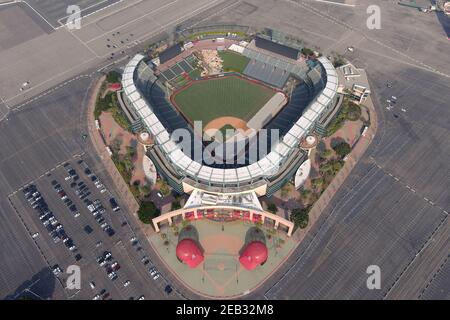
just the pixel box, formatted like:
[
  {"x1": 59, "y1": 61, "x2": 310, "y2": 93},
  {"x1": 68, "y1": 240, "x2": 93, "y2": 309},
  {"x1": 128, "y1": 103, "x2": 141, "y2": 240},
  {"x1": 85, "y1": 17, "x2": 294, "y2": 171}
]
[
  {"x1": 218, "y1": 51, "x2": 250, "y2": 73},
  {"x1": 172, "y1": 75, "x2": 274, "y2": 124}
]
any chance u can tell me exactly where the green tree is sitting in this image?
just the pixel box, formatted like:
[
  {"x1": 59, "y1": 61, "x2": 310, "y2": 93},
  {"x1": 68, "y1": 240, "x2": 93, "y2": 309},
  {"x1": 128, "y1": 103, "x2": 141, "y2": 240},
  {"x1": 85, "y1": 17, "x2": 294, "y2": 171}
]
[
  {"x1": 137, "y1": 201, "x2": 160, "y2": 224},
  {"x1": 159, "y1": 180, "x2": 170, "y2": 196},
  {"x1": 320, "y1": 149, "x2": 332, "y2": 159},
  {"x1": 290, "y1": 207, "x2": 310, "y2": 229},
  {"x1": 171, "y1": 199, "x2": 182, "y2": 211},
  {"x1": 345, "y1": 102, "x2": 361, "y2": 121},
  {"x1": 106, "y1": 71, "x2": 121, "y2": 83},
  {"x1": 267, "y1": 202, "x2": 278, "y2": 214},
  {"x1": 280, "y1": 183, "x2": 292, "y2": 199},
  {"x1": 139, "y1": 185, "x2": 151, "y2": 197},
  {"x1": 301, "y1": 47, "x2": 314, "y2": 56},
  {"x1": 332, "y1": 142, "x2": 351, "y2": 158}
]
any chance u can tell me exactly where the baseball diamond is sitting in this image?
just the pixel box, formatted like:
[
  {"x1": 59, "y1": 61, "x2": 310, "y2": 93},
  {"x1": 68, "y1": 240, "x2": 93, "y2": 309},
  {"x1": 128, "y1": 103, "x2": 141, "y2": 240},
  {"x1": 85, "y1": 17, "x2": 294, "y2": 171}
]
[{"x1": 171, "y1": 75, "x2": 275, "y2": 126}]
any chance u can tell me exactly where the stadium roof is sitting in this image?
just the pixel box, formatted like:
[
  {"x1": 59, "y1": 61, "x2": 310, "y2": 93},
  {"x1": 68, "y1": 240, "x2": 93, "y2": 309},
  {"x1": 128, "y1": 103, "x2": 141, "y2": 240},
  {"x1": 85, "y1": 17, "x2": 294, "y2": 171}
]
[
  {"x1": 255, "y1": 36, "x2": 300, "y2": 60},
  {"x1": 176, "y1": 239, "x2": 204, "y2": 268},
  {"x1": 239, "y1": 241, "x2": 268, "y2": 270}
]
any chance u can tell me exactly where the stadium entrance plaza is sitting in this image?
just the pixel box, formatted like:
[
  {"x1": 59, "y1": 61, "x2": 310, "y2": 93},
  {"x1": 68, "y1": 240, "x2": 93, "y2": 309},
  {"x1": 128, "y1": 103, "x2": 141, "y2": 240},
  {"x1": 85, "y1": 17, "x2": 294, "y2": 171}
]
[{"x1": 148, "y1": 219, "x2": 296, "y2": 298}]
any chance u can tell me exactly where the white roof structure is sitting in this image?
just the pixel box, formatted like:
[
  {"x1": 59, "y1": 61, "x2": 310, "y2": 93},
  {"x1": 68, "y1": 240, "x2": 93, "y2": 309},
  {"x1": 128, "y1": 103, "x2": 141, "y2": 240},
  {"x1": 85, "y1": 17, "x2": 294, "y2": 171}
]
[{"x1": 122, "y1": 53, "x2": 338, "y2": 186}]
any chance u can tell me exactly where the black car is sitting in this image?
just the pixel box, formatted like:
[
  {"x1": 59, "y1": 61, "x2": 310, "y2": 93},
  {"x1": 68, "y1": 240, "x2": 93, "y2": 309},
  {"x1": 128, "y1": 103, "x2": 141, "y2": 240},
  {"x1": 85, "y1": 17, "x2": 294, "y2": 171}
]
[
  {"x1": 109, "y1": 198, "x2": 120, "y2": 212},
  {"x1": 104, "y1": 226, "x2": 115, "y2": 237},
  {"x1": 84, "y1": 168, "x2": 92, "y2": 176},
  {"x1": 69, "y1": 204, "x2": 77, "y2": 212},
  {"x1": 70, "y1": 182, "x2": 77, "y2": 188},
  {"x1": 74, "y1": 253, "x2": 82, "y2": 261},
  {"x1": 51, "y1": 180, "x2": 58, "y2": 186},
  {"x1": 164, "y1": 285, "x2": 173, "y2": 295},
  {"x1": 84, "y1": 225, "x2": 93, "y2": 234},
  {"x1": 91, "y1": 175, "x2": 97, "y2": 182}
]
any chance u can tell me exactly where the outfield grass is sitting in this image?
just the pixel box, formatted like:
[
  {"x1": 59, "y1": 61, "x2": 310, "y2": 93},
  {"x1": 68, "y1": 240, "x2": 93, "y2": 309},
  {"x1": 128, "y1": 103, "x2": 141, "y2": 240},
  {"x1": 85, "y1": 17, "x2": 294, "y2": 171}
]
[
  {"x1": 218, "y1": 51, "x2": 250, "y2": 73},
  {"x1": 172, "y1": 75, "x2": 274, "y2": 125}
]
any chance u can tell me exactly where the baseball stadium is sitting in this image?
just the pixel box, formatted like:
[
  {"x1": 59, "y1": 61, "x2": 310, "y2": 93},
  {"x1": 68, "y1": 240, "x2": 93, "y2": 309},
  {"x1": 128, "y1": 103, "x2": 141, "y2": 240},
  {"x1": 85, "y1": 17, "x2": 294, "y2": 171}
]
[{"x1": 118, "y1": 27, "x2": 341, "y2": 297}]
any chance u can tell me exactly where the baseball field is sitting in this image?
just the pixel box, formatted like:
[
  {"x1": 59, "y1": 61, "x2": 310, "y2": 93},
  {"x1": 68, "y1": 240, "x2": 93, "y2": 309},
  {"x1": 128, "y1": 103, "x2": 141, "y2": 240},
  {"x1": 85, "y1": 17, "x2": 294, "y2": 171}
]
[{"x1": 171, "y1": 75, "x2": 274, "y2": 128}]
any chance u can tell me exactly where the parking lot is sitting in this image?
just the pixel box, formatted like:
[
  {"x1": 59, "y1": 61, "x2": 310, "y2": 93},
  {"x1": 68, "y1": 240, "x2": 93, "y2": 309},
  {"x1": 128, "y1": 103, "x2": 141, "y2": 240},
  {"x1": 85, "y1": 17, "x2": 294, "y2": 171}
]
[{"x1": 10, "y1": 156, "x2": 175, "y2": 300}]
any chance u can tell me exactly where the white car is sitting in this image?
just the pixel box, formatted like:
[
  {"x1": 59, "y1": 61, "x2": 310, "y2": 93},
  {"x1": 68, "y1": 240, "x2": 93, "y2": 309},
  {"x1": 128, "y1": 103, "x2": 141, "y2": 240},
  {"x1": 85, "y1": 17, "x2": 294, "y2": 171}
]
[
  {"x1": 93, "y1": 294, "x2": 101, "y2": 300},
  {"x1": 100, "y1": 188, "x2": 107, "y2": 193},
  {"x1": 31, "y1": 232, "x2": 39, "y2": 239},
  {"x1": 69, "y1": 245, "x2": 77, "y2": 251},
  {"x1": 152, "y1": 273, "x2": 160, "y2": 280},
  {"x1": 130, "y1": 237, "x2": 137, "y2": 242},
  {"x1": 157, "y1": 192, "x2": 163, "y2": 198},
  {"x1": 74, "y1": 212, "x2": 80, "y2": 218},
  {"x1": 123, "y1": 280, "x2": 130, "y2": 287},
  {"x1": 138, "y1": 295, "x2": 145, "y2": 300},
  {"x1": 89, "y1": 282, "x2": 96, "y2": 289}
]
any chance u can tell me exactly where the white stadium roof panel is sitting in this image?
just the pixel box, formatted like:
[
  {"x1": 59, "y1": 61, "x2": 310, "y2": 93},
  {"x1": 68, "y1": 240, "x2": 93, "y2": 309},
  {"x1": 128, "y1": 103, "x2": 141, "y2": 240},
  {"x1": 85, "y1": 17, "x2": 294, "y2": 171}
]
[
  {"x1": 287, "y1": 124, "x2": 303, "y2": 138},
  {"x1": 160, "y1": 140, "x2": 177, "y2": 154},
  {"x1": 133, "y1": 99, "x2": 147, "y2": 111},
  {"x1": 122, "y1": 73, "x2": 132, "y2": 82},
  {"x1": 210, "y1": 169, "x2": 224, "y2": 182},
  {"x1": 124, "y1": 84, "x2": 136, "y2": 96},
  {"x1": 138, "y1": 106, "x2": 152, "y2": 119},
  {"x1": 327, "y1": 75, "x2": 338, "y2": 85},
  {"x1": 224, "y1": 169, "x2": 237, "y2": 181},
  {"x1": 236, "y1": 167, "x2": 251, "y2": 181},
  {"x1": 122, "y1": 78, "x2": 133, "y2": 87},
  {"x1": 274, "y1": 142, "x2": 291, "y2": 157},
  {"x1": 197, "y1": 166, "x2": 212, "y2": 181},
  {"x1": 247, "y1": 162, "x2": 263, "y2": 178},
  {"x1": 186, "y1": 161, "x2": 201, "y2": 176},
  {"x1": 310, "y1": 101, "x2": 326, "y2": 115},
  {"x1": 152, "y1": 123, "x2": 166, "y2": 137},
  {"x1": 266, "y1": 151, "x2": 282, "y2": 166},
  {"x1": 169, "y1": 149, "x2": 184, "y2": 163},
  {"x1": 124, "y1": 66, "x2": 135, "y2": 75},
  {"x1": 257, "y1": 157, "x2": 277, "y2": 175},
  {"x1": 128, "y1": 91, "x2": 140, "y2": 103},
  {"x1": 323, "y1": 87, "x2": 336, "y2": 99},
  {"x1": 326, "y1": 79, "x2": 337, "y2": 89},
  {"x1": 317, "y1": 94, "x2": 331, "y2": 107},
  {"x1": 155, "y1": 130, "x2": 170, "y2": 144},
  {"x1": 283, "y1": 132, "x2": 298, "y2": 148},
  {"x1": 297, "y1": 116, "x2": 313, "y2": 131},
  {"x1": 303, "y1": 109, "x2": 318, "y2": 122},
  {"x1": 146, "y1": 114, "x2": 159, "y2": 126},
  {"x1": 176, "y1": 155, "x2": 192, "y2": 170}
]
